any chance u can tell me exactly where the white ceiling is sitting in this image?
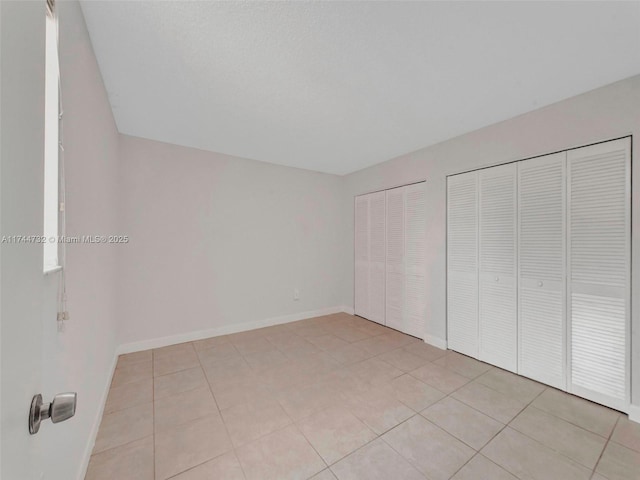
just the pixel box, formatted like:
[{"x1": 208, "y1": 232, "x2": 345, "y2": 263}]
[{"x1": 80, "y1": 1, "x2": 640, "y2": 175}]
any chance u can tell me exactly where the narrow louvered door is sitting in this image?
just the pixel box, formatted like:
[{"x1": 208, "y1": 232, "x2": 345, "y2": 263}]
[
  {"x1": 386, "y1": 187, "x2": 405, "y2": 332},
  {"x1": 368, "y1": 191, "x2": 386, "y2": 324},
  {"x1": 447, "y1": 172, "x2": 479, "y2": 358},
  {"x1": 568, "y1": 138, "x2": 630, "y2": 411},
  {"x1": 479, "y1": 163, "x2": 518, "y2": 372},
  {"x1": 518, "y1": 152, "x2": 566, "y2": 389},
  {"x1": 354, "y1": 194, "x2": 369, "y2": 319},
  {"x1": 404, "y1": 183, "x2": 427, "y2": 338}
]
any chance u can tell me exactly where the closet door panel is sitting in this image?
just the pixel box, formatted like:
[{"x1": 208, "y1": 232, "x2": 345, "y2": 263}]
[
  {"x1": 404, "y1": 183, "x2": 427, "y2": 338},
  {"x1": 368, "y1": 191, "x2": 386, "y2": 324},
  {"x1": 518, "y1": 152, "x2": 566, "y2": 389},
  {"x1": 354, "y1": 195, "x2": 369, "y2": 319},
  {"x1": 386, "y1": 187, "x2": 405, "y2": 331},
  {"x1": 447, "y1": 172, "x2": 478, "y2": 358},
  {"x1": 479, "y1": 163, "x2": 517, "y2": 372},
  {"x1": 568, "y1": 138, "x2": 630, "y2": 411}
]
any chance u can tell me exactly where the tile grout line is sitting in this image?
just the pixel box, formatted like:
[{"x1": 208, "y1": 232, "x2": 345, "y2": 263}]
[
  {"x1": 156, "y1": 342, "x2": 246, "y2": 479},
  {"x1": 87, "y1": 357, "x2": 156, "y2": 469},
  {"x1": 447, "y1": 384, "x2": 546, "y2": 478},
  {"x1": 289, "y1": 422, "x2": 331, "y2": 478},
  {"x1": 501, "y1": 393, "x2": 618, "y2": 475},
  {"x1": 422, "y1": 369, "x2": 549, "y2": 480},
  {"x1": 194, "y1": 341, "x2": 248, "y2": 480},
  {"x1": 589, "y1": 414, "x2": 620, "y2": 479},
  {"x1": 482, "y1": 382, "x2": 615, "y2": 477},
  {"x1": 327, "y1": 412, "x2": 424, "y2": 474},
  {"x1": 154, "y1": 351, "x2": 247, "y2": 478},
  {"x1": 87, "y1": 435, "x2": 156, "y2": 465},
  {"x1": 522, "y1": 394, "x2": 622, "y2": 442},
  {"x1": 230, "y1": 450, "x2": 248, "y2": 480},
  {"x1": 374, "y1": 412, "x2": 434, "y2": 479},
  {"x1": 521, "y1": 402, "x2": 620, "y2": 440}
]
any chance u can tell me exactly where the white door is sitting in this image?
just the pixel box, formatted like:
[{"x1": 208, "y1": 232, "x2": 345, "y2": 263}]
[
  {"x1": 354, "y1": 195, "x2": 369, "y2": 319},
  {"x1": 479, "y1": 163, "x2": 518, "y2": 372},
  {"x1": 356, "y1": 183, "x2": 425, "y2": 336},
  {"x1": 385, "y1": 187, "x2": 405, "y2": 332},
  {"x1": 568, "y1": 137, "x2": 630, "y2": 411},
  {"x1": 368, "y1": 191, "x2": 386, "y2": 325},
  {"x1": 518, "y1": 152, "x2": 567, "y2": 389},
  {"x1": 1, "y1": 1, "x2": 48, "y2": 477},
  {"x1": 446, "y1": 172, "x2": 479, "y2": 358},
  {"x1": 404, "y1": 183, "x2": 427, "y2": 338}
]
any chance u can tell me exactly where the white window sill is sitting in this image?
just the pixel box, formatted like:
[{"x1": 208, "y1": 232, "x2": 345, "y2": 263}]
[{"x1": 44, "y1": 265, "x2": 62, "y2": 275}]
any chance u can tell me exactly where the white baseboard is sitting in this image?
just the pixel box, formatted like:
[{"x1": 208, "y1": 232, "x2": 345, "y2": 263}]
[
  {"x1": 629, "y1": 404, "x2": 640, "y2": 424},
  {"x1": 118, "y1": 305, "x2": 354, "y2": 355},
  {"x1": 76, "y1": 349, "x2": 119, "y2": 480},
  {"x1": 342, "y1": 306, "x2": 355, "y2": 315},
  {"x1": 424, "y1": 334, "x2": 447, "y2": 350}
]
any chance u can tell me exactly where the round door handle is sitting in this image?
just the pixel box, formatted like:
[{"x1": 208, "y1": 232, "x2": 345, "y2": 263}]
[
  {"x1": 538, "y1": 281, "x2": 543, "y2": 287},
  {"x1": 495, "y1": 276, "x2": 499, "y2": 282}
]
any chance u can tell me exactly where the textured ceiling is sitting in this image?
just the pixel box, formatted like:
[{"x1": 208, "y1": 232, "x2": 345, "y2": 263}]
[{"x1": 80, "y1": 1, "x2": 640, "y2": 175}]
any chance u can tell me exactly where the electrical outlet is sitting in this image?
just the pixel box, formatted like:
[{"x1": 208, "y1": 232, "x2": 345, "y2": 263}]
[{"x1": 293, "y1": 288, "x2": 300, "y2": 301}]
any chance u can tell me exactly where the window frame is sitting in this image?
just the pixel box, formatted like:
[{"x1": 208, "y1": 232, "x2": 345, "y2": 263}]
[{"x1": 43, "y1": 1, "x2": 60, "y2": 274}]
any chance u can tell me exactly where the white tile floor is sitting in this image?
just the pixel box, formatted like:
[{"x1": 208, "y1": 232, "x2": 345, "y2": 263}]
[{"x1": 86, "y1": 313, "x2": 640, "y2": 480}]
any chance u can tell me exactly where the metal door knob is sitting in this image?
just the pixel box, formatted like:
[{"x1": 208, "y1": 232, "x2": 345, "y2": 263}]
[
  {"x1": 538, "y1": 281, "x2": 543, "y2": 287},
  {"x1": 495, "y1": 276, "x2": 499, "y2": 282},
  {"x1": 29, "y1": 392, "x2": 77, "y2": 434}
]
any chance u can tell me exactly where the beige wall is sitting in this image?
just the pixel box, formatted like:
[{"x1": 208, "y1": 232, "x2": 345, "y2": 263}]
[
  {"x1": 341, "y1": 74, "x2": 640, "y2": 408},
  {"x1": 117, "y1": 135, "x2": 346, "y2": 347}
]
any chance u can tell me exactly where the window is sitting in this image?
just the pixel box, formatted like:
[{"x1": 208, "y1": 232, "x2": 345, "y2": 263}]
[{"x1": 43, "y1": 1, "x2": 59, "y2": 272}]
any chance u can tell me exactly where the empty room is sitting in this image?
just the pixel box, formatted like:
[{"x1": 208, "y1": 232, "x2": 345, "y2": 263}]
[{"x1": 2, "y1": 1, "x2": 640, "y2": 479}]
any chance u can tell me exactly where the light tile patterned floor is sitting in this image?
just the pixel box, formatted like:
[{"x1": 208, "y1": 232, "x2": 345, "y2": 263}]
[{"x1": 85, "y1": 313, "x2": 640, "y2": 480}]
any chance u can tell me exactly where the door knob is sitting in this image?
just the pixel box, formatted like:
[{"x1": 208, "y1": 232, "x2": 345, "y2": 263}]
[
  {"x1": 495, "y1": 276, "x2": 499, "y2": 282},
  {"x1": 538, "y1": 281, "x2": 543, "y2": 287},
  {"x1": 29, "y1": 392, "x2": 77, "y2": 434}
]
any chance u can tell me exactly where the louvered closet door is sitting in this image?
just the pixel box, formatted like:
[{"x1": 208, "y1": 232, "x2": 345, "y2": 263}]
[
  {"x1": 386, "y1": 187, "x2": 405, "y2": 332},
  {"x1": 447, "y1": 172, "x2": 478, "y2": 358},
  {"x1": 354, "y1": 195, "x2": 369, "y2": 319},
  {"x1": 368, "y1": 191, "x2": 386, "y2": 324},
  {"x1": 568, "y1": 138, "x2": 630, "y2": 411},
  {"x1": 518, "y1": 152, "x2": 566, "y2": 389},
  {"x1": 479, "y1": 163, "x2": 517, "y2": 372},
  {"x1": 404, "y1": 183, "x2": 427, "y2": 338}
]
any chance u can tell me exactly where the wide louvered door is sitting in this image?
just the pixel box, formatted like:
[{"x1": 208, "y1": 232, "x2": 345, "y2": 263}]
[
  {"x1": 447, "y1": 172, "x2": 478, "y2": 357},
  {"x1": 368, "y1": 191, "x2": 386, "y2": 324},
  {"x1": 404, "y1": 183, "x2": 427, "y2": 338},
  {"x1": 354, "y1": 195, "x2": 369, "y2": 319},
  {"x1": 518, "y1": 152, "x2": 566, "y2": 389},
  {"x1": 479, "y1": 163, "x2": 517, "y2": 372},
  {"x1": 568, "y1": 138, "x2": 630, "y2": 411},
  {"x1": 386, "y1": 187, "x2": 405, "y2": 332}
]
